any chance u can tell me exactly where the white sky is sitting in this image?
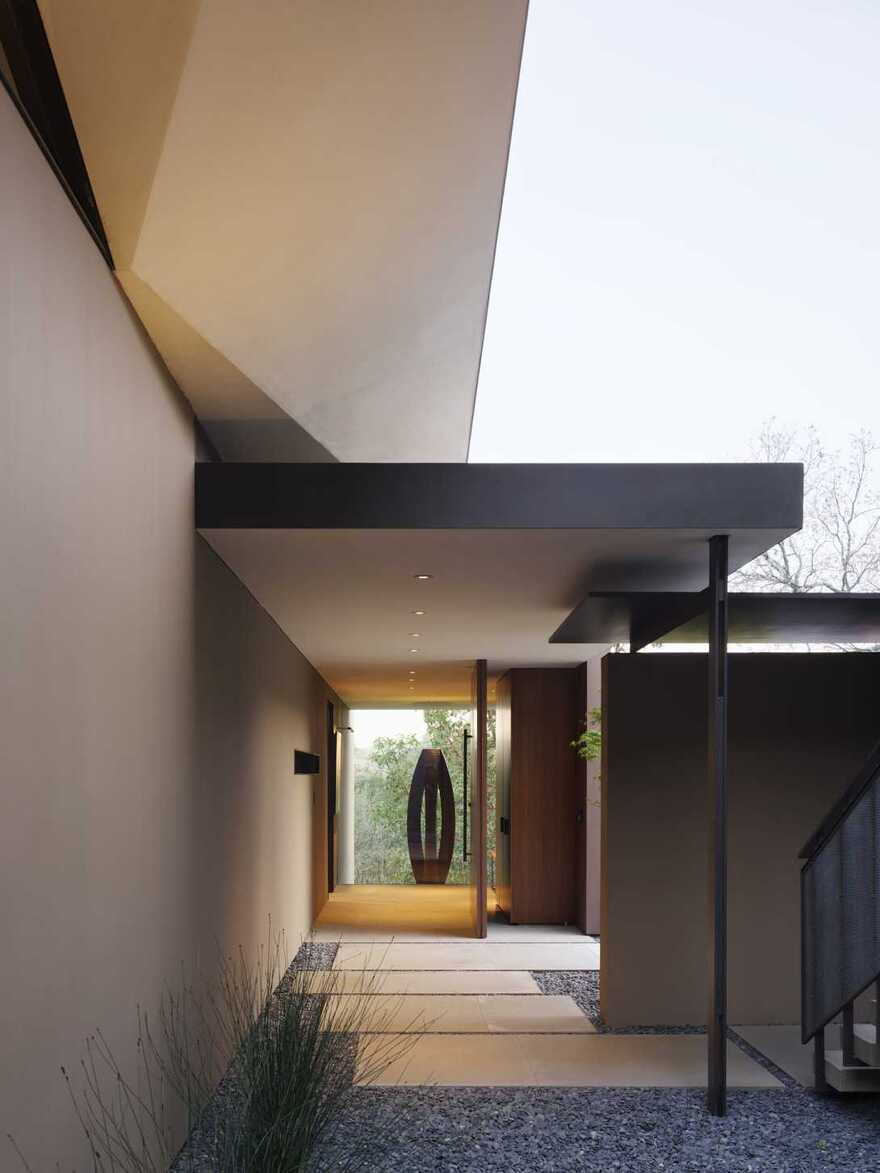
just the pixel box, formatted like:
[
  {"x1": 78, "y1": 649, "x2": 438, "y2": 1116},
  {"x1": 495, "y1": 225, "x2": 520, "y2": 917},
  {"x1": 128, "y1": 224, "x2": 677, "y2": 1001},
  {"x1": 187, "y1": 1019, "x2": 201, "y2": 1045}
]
[
  {"x1": 350, "y1": 709, "x2": 427, "y2": 748},
  {"x1": 470, "y1": 0, "x2": 880, "y2": 464}
]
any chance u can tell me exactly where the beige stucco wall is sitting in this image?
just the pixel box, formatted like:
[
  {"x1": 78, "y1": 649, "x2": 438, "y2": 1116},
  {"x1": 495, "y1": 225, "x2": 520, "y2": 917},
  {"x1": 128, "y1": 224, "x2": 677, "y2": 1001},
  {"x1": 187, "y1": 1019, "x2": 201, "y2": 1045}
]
[
  {"x1": 601, "y1": 652, "x2": 880, "y2": 1028},
  {"x1": 0, "y1": 88, "x2": 336, "y2": 1167}
]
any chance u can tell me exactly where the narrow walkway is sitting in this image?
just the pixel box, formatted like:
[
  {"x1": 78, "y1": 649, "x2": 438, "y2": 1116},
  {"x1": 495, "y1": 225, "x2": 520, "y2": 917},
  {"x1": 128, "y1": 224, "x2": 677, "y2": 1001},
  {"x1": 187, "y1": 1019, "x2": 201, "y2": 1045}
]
[
  {"x1": 314, "y1": 883, "x2": 473, "y2": 940},
  {"x1": 313, "y1": 884, "x2": 778, "y2": 1090}
]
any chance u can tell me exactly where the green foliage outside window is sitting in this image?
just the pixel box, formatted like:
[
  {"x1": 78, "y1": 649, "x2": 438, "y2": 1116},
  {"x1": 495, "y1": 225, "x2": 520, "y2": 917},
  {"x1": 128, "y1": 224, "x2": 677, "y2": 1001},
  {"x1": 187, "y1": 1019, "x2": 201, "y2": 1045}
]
[{"x1": 354, "y1": 709, "x2": 496, "y2": 885}]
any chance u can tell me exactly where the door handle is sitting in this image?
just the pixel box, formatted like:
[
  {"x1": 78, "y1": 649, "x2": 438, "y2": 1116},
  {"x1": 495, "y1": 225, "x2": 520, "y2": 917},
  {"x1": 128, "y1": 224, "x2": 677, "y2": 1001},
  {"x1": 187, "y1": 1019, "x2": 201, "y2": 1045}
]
[{"x1": 462, "y1": 729, "x2": 472, "y2": 861}]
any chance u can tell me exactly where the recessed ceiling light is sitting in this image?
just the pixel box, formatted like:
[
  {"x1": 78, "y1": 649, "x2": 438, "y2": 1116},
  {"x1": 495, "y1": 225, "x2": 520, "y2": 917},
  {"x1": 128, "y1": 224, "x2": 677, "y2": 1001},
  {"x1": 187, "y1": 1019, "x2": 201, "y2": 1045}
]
[
  {"x1": 409, "y1": 632, "x2": 421, "y2": 638},
  {"x1": 413, "y1": 573, "x2": 433, "y2": 580},
  {"x1": 411, "y1": 610, "x2": 426, "y2": 616},
  {"x1": 410, "y1": 648, "x2": 420, "y2": 654}
]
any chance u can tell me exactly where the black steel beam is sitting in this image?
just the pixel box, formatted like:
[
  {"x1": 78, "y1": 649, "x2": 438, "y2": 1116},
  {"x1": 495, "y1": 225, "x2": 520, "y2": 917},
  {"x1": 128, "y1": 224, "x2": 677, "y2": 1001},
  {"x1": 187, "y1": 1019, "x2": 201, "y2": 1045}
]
[
  {"x1": 707, "y1": 534, "x2": 729, "y2": 1116},
  {"x1": 553, "y1": 589, "x2": 880, "y2": 647},
  {"x1": 195, "y1": 462, "x2": 804, "y2": 533}
]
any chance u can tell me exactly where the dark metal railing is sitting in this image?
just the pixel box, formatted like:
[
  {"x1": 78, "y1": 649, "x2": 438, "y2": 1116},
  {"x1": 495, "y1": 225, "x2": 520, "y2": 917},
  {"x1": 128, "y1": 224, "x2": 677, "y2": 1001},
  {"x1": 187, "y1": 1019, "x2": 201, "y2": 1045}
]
[{"x1": 800, "y1": 740, "x2": 880, "y2": 1086}]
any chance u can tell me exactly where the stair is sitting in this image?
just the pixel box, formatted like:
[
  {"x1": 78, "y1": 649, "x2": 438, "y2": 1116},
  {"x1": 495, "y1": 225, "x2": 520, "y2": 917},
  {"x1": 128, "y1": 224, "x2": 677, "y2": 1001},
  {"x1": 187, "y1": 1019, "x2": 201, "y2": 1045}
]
[
  {"x1": 854, "y1": 1022, "x2": 879, "y2": 1067},
  {"x1": 825, "y1": 1048, "x2": 880, "y2": 1093},
  {"x1": 801, "y1": 744, "x2": 880, "y2": 1096}
]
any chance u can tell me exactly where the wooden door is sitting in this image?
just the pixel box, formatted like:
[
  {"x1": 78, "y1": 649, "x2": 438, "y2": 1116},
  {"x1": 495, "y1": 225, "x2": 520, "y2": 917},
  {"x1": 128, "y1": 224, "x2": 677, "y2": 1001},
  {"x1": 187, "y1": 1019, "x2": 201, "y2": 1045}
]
[{"x1": 469, "y1": 659, "x2": 488, "y2": 938}]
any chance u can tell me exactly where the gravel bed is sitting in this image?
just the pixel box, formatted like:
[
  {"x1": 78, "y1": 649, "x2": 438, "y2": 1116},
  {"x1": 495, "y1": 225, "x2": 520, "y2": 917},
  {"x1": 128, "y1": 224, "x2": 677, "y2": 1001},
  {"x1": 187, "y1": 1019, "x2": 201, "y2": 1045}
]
[
  {"x1": 532, "y1": 970, "x2": 703, "y2": 1034},
  {"x1": 319, "y1": 969, "x2": 880, "y2": 1170},
  {"x1": 178, "y1": 957, "x2": 880, "y2": 1171},
  {"x1": 292, "y1": 939, "x2": 339, "y2": 970},
  {"x1": 325, "y1": 1084, "x2": 880, "y2": 1172},
  {"x1": 533, "y1": 969, "x2": 601, "y2": 1022}
]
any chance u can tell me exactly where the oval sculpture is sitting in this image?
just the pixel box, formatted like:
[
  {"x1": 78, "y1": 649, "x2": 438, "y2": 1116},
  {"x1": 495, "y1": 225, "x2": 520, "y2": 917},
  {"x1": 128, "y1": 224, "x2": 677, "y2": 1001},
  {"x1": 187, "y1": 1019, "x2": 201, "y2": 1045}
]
[{"x1": 407, "y1": 748, "x2": 456, "y2": 884}]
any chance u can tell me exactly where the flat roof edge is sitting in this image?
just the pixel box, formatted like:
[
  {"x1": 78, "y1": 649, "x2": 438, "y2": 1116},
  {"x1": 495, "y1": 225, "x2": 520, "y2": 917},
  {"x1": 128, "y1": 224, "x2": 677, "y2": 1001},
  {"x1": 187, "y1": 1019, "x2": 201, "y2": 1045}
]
[{"x1": 195, "y1": 462, "x2": 804, "y2": 532}]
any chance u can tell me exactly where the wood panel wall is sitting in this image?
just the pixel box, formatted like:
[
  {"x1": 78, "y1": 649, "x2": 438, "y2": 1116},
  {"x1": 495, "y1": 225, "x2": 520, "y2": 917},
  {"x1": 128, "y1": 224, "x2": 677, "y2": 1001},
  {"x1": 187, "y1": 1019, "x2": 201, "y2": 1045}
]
[{"x1": 495, "y1": 668, "x2": 580, "y2": 924}]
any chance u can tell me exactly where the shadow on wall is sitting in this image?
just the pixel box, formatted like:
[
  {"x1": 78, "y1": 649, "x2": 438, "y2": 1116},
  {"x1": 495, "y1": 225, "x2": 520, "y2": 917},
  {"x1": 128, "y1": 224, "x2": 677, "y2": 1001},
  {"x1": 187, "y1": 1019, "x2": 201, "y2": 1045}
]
[{"x1": 192, "y1": 534, "x2": 335, "y2": 963}]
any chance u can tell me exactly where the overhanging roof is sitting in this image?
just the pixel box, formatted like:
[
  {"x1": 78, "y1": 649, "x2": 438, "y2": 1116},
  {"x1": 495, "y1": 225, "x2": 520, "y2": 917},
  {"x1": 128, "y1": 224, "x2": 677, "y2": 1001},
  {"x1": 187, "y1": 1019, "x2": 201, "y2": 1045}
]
[
  {"x1": 553, "y1": 590, "x2": 880, "y2": 648},
  {"x1": 40, "y1": 0, "x2": 528, "y2": 462},
  {"x1": 196, "y1": 462, "x2": 803, "y2": 704},
  {"x1": 196, "y1": 462, "x2": 802, "y2": 538}
]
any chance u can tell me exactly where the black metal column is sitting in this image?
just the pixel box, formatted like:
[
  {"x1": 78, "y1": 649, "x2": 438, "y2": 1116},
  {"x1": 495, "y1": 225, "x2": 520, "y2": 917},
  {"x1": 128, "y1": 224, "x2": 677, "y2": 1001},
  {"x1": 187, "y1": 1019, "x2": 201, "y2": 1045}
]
[{"x1": 707, "y1": 534, "x2": 729, "y2": 1116}]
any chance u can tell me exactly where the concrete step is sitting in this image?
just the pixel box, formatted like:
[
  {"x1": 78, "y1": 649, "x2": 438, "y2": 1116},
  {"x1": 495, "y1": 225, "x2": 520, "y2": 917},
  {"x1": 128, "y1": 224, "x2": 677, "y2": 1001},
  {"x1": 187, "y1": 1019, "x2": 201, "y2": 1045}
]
[
  {"x1": 854, "y1": 1022, "x2": 879, "y2": 1067},
  {"x1": 825, "y1": 1049, "x2": 880, "y2": 1093}
]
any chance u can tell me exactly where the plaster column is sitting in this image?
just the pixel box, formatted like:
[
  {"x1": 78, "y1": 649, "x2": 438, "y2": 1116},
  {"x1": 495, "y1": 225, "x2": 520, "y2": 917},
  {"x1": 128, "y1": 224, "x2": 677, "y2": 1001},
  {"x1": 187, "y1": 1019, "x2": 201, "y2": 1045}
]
[{"x1": 338, "y1": 728, "x2": 356, "y2": 885}]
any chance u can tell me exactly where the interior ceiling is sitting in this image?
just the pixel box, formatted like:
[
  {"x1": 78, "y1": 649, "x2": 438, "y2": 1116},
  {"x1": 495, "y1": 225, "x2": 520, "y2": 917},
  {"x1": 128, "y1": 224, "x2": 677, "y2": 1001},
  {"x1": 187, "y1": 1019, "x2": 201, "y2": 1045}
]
[
  {"x1": 41, "y1": 0, "x2": 528, "y2": 462},
  {"x1": 200, "y1": 527, "x2": 778, "y2": 705}
]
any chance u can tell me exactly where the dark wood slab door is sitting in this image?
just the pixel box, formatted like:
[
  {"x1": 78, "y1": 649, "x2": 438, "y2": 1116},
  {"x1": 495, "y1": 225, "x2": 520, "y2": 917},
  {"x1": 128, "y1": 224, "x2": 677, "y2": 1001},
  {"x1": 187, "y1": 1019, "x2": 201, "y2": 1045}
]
[{"x1": 494, "y1": 668, "x2": 580, "y2": 924}]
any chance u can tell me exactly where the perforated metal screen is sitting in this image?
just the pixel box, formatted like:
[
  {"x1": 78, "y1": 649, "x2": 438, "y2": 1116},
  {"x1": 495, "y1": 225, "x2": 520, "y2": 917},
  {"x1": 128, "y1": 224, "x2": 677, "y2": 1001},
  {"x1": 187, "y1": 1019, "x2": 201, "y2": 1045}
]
[{"x1": 802, "y1": 775, "x2": 880, "y2": 1041}]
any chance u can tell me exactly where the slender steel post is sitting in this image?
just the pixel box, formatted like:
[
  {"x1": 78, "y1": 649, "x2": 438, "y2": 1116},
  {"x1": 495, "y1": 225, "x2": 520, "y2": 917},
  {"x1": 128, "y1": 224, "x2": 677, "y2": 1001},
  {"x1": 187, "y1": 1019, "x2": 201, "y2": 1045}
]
[
  {"x1": 707, "y1": 534, "x2": 729, "y2": 1116},
  {"x1": 813, "y1": 1027, "x2": 828, "y2": 1094},
  {"x1": 842, "y1": 1002, "x2": 856, "y2": 1067}
]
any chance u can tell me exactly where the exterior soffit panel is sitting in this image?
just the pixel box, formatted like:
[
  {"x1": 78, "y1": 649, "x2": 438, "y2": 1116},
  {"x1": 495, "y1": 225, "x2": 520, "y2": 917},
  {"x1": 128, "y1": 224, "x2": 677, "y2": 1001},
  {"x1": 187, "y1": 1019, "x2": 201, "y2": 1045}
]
[
  {"x1": 196, "y1": 461, "x2": 804, "y2": 704},
  {"x1": 128, "y1": 0, "x2": 527, "y2": 462},
  {"x1": 37, "y1": 0, "x2": 201, "y2": 269},
  {"x1": 40, "y1": 0, "x2": 527, "y2": 461}
]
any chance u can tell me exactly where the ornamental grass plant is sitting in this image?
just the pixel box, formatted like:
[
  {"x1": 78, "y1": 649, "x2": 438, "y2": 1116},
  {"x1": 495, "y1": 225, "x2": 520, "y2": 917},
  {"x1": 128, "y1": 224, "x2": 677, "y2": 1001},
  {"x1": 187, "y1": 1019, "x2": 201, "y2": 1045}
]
[{"x1": 10, "y1": 933, "x2": 419, "y2": 1173}]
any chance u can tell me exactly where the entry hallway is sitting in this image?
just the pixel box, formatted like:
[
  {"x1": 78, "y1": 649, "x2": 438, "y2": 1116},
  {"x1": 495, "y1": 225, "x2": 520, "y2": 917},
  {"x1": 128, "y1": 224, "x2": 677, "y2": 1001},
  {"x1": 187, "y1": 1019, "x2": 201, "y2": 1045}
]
[{"x1": 312, "y1": 885, "x2": 778, "y2": 1090}]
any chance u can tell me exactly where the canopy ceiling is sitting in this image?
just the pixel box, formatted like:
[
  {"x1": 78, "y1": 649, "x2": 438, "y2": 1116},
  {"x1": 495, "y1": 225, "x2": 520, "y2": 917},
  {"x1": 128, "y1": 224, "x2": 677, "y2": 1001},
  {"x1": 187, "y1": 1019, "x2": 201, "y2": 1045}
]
[{"x1": 197, "y1": 462, "x2": 803, "y2": 704}]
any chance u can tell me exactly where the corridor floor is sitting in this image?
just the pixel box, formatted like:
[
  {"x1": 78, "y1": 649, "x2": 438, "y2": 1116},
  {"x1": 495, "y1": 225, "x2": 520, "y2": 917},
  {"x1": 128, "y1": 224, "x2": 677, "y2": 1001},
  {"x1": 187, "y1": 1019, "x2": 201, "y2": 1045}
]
[
  {"x1": 311, "y1": 885, "x2": 778, "y2": 1090},
  {"x1": 313, "y1": 882, "x2": 473, "y2": 940},
  {"x1": 308, "y1": 892, "x2": 880, "y2": 1173}
]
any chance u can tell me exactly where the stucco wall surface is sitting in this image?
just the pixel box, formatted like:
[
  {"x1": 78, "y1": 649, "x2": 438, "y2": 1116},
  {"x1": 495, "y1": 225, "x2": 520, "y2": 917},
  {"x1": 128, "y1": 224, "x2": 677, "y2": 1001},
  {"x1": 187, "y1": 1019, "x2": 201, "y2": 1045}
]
[
  {"x1": 0, "y1": 88, "x2": 335, "y2": 1167},
  {"x1": 602, "y1": 652, "x2": 880, "y2": 1027}
]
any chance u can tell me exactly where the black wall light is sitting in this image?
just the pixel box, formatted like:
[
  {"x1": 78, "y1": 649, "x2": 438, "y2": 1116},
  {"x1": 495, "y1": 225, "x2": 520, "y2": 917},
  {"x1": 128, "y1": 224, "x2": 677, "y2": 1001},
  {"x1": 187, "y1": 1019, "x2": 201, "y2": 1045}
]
[{"x1": 294, "y1": 750, "x2": 320, "y2": 775}]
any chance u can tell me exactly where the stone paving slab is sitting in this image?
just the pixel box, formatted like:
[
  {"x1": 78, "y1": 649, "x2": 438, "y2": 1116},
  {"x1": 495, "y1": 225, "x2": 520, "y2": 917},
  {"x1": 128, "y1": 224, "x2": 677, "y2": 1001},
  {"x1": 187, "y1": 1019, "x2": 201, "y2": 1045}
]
[
  {"x1": 307, "y1": 970, "x2": 543, "y2": 995},
  {"x1": 333, "y1": 994, "x2": 595, "y2": 1034},
  {"x1": 334, "y1": 941, "x2": 600, "y2": 972},
  {"x1": 361, "y1": 1034, "x2": 782, "y2": 1089}
]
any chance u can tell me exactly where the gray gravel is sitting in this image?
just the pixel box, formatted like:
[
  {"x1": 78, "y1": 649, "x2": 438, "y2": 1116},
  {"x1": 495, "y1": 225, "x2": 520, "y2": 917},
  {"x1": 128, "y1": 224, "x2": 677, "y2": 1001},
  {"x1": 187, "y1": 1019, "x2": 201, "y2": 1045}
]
[
  {"x1": 292, "y1": 939, "x2": 339, "y2": 970},
  {"x1": 532, "y1": 969, "x2": 704, "y2": 1034},
  {"x1": 326, "y1": 1084, "x2": 880, "y2": 1172},
  {"x1": 180, "y1": 956, "x2": 880, "y2": 1171}
]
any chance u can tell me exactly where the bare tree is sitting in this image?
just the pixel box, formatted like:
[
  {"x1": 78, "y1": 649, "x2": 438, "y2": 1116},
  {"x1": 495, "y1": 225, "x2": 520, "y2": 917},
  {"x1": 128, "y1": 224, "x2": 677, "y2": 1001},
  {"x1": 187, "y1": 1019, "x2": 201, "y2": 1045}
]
[{"x1": 732, "y1": 421, "x2": 880, "y2": 594}]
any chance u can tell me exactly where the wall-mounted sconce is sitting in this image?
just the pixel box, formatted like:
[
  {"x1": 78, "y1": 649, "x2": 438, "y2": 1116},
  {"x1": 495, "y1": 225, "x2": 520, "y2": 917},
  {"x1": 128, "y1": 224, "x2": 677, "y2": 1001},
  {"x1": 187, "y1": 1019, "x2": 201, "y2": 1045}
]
[{"x1": 294, "y1": 750, "x2": 320, "y2": 774}]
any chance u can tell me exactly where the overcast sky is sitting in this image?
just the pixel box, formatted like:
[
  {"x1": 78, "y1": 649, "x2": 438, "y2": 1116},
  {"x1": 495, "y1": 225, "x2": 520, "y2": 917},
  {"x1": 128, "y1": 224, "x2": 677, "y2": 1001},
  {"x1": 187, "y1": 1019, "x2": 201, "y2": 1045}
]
[
  {"x1": 351, "y1": 708, "x2": 427, "y2": 748},
  {"x1": 469, "y1": 0, "x2": 880, "y2": 464}
]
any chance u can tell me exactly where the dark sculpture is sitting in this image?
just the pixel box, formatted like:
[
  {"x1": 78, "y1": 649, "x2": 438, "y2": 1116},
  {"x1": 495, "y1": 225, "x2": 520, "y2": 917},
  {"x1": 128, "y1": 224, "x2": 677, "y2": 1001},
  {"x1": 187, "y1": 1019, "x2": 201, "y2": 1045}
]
[{"x1": 407, "y1": 748, "x2": 455, "y2": 884}]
